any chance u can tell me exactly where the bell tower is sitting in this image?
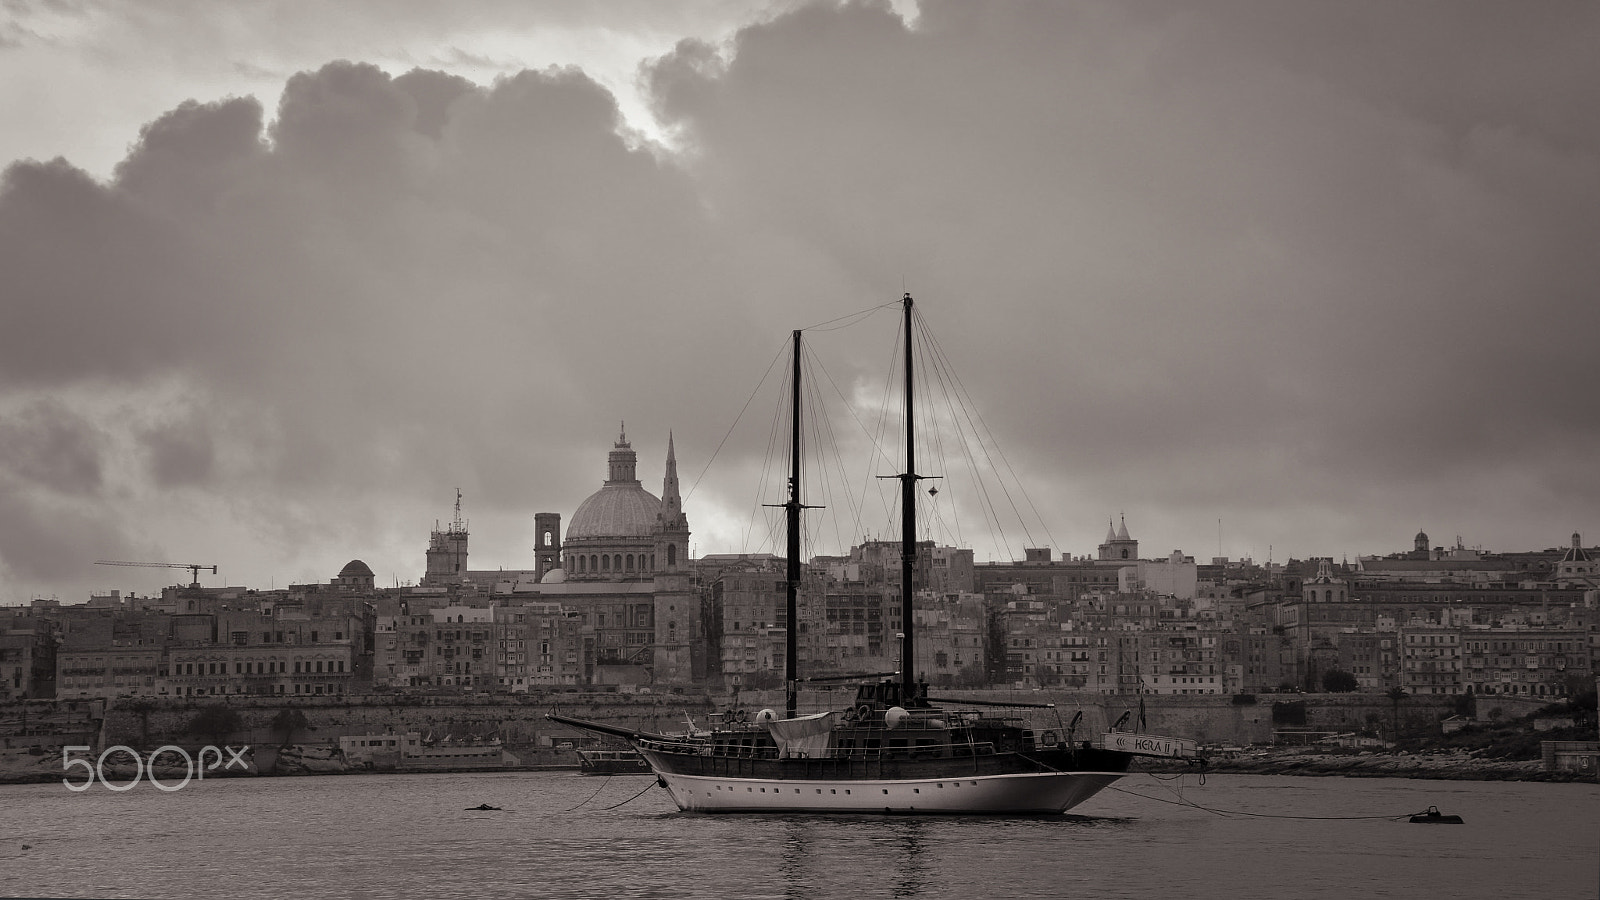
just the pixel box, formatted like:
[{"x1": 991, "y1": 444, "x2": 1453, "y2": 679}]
[{"x1": 534, "y1": 513, "x2": 562, "y2": 580}]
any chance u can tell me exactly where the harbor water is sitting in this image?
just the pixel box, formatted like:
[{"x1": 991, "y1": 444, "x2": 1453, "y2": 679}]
[{"x1": 1, "y1": 772, "x2": 1594, "y2": 899}]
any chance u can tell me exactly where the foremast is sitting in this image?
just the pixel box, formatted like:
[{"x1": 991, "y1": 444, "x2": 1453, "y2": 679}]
[
  {"x1": 785, "y1": 329, "x2": 803, "y2": 719},
  {"x1": 772, "y1": 328, "x2": 818, "y2": 719}
]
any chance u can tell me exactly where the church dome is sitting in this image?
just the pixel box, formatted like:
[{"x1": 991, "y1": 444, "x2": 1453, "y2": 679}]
[
  {"x1": 567, "y1": 483, "x2": 662, "y2": 539},
  {"x1": 566, "y1": 426, "x2": 662, "y2": 540},
  {"x1": 339, "y1": 559, "x2": 375, "y2": 578}
]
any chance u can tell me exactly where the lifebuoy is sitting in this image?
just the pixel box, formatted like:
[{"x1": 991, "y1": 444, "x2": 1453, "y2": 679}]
[{"x1": 856, "y1": 704, "x2": 873, "y2": 721}]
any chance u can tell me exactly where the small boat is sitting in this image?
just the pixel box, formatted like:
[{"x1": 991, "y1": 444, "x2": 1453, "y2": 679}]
[
  {"x1": 576, "y1": 748, "x2": 652, "y2": 775},
  {"x1": 466, "y1": 803, "x2": 502, "y2": 811},
  {"x1": 1409, "y1": 806, "x2": 1463, "y2": 824}
]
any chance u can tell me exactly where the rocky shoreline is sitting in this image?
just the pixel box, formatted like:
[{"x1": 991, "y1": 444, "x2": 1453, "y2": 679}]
[{"x1": 1137, "y1": 748, "x2": 1590, "y2": 783}]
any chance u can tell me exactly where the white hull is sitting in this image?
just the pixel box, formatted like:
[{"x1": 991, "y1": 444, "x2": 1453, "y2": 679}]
[{"x1": 655, "y1": 769, "x2": 1125, "y2": 814}]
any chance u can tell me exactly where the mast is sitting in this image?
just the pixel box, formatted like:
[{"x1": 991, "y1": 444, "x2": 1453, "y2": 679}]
[
  {"x1": 899, "y1": 293, "x2": 917, "y2": 696},
  {"x1": 785, "y1": 329, "x2": 802, "y2": 719}
]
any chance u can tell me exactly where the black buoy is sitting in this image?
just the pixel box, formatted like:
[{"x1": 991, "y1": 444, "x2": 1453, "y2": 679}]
[{"x1": 1409, "y1": 806, "x2": 1463, "y2": 824}]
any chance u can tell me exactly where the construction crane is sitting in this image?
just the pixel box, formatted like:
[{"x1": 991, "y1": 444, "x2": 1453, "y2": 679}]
[{"x1": 95, "y1": 560, "x2": 218, "y2": 588}]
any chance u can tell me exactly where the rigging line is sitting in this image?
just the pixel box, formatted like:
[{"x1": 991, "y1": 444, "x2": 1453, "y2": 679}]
[
  {"x1": 929, "y1": 313, "x2": 1060, "y2": 555},
  {"x1": 600, "y1": 779, "x2": 663, "y2": 810},
  {"x1": 915, "y1": 307, "x2": 1022, "y2": 552},
  {"x1": 800, "y1": 301, "x2": 900, "y2": 334},
  {"x1": 684, "y1": 339, "x2": 788, "y2": 505},
  {"x1": 839, "y1": 309, "x2": 903, "y2": 547},
  {"x1": 804, "y1": 349, "x2": 852, "y2": 560},
  {"x1": 919, "y1": 332, "x2": 967, "y2": 552},
  {"x1": 814, "y1": 367, "x2": 855, "y2": 559},
  {"x1": 798, "y1": 353, "x2": 824, "y2": 560},
  {"x1": 745, "y1": 362, "x2": 790, "y2": 555},
  {"x1": 561, "y1": 773, "x2": 616, "y2": 812},
  {"x1": 910, "y1": 310, "x2": 977, "y2": 551},
  {"x1": 1104, "y1": 782, "x2": 1430, "y2": 821},
  {"x1": 914, "y1": 315, "x2": 998, "y2": 555},
  {"x1": 917, "y1": 319, "x2": 990, "y2": 553},
  {"x1": 808, "y1": 339, "x2": 898, "y2": 550},
  {"x1": 809, "y1": 345, "x2": 874, "y2": 561},
  {"x1": 918, "y1": 309, "x2": 1058, "y2": 554},
  {"x1": 915, "y1": 321, "x2": 947, "y2": 544}
]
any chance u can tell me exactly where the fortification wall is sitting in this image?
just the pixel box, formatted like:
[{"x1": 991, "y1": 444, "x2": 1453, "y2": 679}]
[{"x1": 96, "y1": 691, "x2": 717, "y2": 752}]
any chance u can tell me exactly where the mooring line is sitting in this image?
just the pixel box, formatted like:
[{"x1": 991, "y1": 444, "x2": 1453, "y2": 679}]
[
  {"x1": 600, "y1": 779, "x2": 661, "y2": 810},
  {"x1": 1109, "y1": 779, "x2": 1426, "y2": 821},
  {"x1": 562, "y1": 774, "x2": 614, "y2": 812}
]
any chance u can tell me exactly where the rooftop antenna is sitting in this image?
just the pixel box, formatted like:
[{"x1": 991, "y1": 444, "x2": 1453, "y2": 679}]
[{"x1": 450, "y1": 488, "x2": 468, "y2": 536}]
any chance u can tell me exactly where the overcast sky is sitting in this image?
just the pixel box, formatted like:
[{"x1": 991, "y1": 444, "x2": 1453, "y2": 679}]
[{"x1": 3, "y1": 0, "x2": 1597, "y2": 602}]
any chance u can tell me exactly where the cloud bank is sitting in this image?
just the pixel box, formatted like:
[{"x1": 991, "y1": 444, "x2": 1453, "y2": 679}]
[{"x1": 2, "y1": 0, "x2": 1597, "y2": 599}]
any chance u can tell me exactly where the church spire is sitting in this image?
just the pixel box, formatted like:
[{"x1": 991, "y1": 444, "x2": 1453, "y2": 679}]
[{"x1": 661, "y1": 430, "x2": 683, "y2": 524}]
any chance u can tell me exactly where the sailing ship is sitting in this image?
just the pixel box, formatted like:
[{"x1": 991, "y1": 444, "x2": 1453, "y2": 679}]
[
  {"x1": 575, "y1": 747, "x2": 652, "y2": 775},
  {"x1": 549, "y1": 294, "x2": 1201, "y2": 813}
]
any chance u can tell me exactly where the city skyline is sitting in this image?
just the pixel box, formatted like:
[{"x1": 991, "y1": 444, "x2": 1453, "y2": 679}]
[{"x1": 3, "y1": 1, "x2": 1598, "y2": 602}]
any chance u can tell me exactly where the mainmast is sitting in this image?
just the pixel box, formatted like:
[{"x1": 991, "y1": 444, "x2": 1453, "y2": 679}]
[
  {"x1": 899, "y1": 293, "x2": 918, "y2": 696},
  {"x1": 785, "y1": 329, "x2": 802, "y2": 719}
]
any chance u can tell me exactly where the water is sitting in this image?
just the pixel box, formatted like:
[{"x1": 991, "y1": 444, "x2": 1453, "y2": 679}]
[{"x1": 1, "y1": 772, "x2": 1594, "y2": 899}]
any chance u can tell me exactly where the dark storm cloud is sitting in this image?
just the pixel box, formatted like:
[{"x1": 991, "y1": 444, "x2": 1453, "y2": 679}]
[
  {"x1": 643, "y1": 0, "x2": 1600, "y2": 557},
  {"x1": 140, "y1": 413, "x2": 216, "y2": 488},
  {"x1": 0, "y1": 486, "x2": 138, "y2": 583},
  {"x1": 0, "y1": 399, "x2": 104, "y2": 495},
  {"x1": 0, "y1": 398, "x2": 134, "y2": 585}
]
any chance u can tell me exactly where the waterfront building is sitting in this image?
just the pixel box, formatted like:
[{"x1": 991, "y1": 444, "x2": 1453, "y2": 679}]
[
  {"x1": 911, "y1": 593, "x2": 989, "y2": 687},
  {"x1": 1460, "y1": 625, "x2": 1591, "y2": 698},
  {"x1": 1398, "y1": 625, "x2": 1462, "y2": 696},
  {"x1": 1034, "y1": 624, "x2": 1114, "y2": 693},
  {"x1": 1115, "y1": 626, "x2": 1224, "y2": 695},
  {"x1": 1, "y1": 604, "x2": 56, "y2": 700}
]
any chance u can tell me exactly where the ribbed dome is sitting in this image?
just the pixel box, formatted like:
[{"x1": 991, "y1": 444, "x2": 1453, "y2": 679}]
[
  {"x1": 567, "y1": 483, "x2": 662, "y2": 539},
  {"x1": 339, "y1": 559, "x2": 374, "y2": 578}
]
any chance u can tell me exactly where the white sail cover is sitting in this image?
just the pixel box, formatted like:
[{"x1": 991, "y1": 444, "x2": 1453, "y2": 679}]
[{"x1": 765, "y1": 711, "x2": 835, "y2": 758}]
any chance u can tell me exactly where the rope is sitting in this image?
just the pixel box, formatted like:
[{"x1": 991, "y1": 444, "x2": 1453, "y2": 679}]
[
  {"x1": 601, "y1": 779, "x2": 662, "y2": 810},
  {"x1": 1107, "y1": 778, "x2": 1430, "y2": 821},
  {"x1": 561, "y1": 774, "x2": 614, "y2": 812}
]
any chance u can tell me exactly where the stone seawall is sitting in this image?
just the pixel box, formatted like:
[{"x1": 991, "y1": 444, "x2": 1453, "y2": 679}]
[
  {"x1": 1140, "y1": 748, "x2": 1590, "y2": 783},
  {"x1": 98, "y1": 691, "x2": 719, "y2": 753}
]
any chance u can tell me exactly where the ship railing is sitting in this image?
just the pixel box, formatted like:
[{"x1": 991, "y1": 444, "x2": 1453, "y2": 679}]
[{"x1": 637, "y1": 736, "x2": 725, "y2": 755}]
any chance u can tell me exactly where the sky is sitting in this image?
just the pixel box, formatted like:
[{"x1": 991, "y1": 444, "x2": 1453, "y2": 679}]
[{"x1": 2, "y1": 0, "x2": 1598, "y2": 602}]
